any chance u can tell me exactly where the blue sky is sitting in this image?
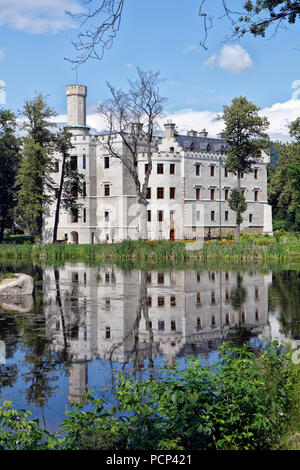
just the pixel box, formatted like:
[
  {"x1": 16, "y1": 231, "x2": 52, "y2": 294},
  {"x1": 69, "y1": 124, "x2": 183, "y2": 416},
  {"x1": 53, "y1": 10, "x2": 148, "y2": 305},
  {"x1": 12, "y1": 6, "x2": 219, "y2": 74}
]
[{"x1": 0, "y1": 0, "x2": 300, "y2": 140}]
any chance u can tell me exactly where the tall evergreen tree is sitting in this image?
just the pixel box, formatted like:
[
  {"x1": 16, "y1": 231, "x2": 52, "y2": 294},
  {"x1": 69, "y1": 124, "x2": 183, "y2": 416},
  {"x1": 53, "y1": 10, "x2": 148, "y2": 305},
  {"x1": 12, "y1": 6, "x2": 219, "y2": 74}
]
[
  {"x1": 0, "y1": 109, "x2": 20, "y2": 243},
  {"x1": 15, "y1": 94, "x2": 57, "y2": 240},
  {"x1": 220, "y1": 97, "x2": 269, "y2": 240}
]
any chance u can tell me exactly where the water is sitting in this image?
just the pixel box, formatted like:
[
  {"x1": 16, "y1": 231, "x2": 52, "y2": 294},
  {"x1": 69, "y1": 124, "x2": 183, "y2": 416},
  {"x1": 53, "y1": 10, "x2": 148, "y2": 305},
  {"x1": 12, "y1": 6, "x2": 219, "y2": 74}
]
[{"x1": 0, "y1": 262, "x2": 299, "y2": 433}]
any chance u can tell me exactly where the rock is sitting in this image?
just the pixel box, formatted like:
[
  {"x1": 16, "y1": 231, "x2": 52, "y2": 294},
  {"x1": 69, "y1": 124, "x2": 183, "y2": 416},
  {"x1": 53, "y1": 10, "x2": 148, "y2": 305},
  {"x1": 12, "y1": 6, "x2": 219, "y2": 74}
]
[
  {"x1": 0, "y1": 295, "x2": 34, "y2": 313},
  {"x1": 0, "y1": 273, "x2": 34, "y2": 296}
]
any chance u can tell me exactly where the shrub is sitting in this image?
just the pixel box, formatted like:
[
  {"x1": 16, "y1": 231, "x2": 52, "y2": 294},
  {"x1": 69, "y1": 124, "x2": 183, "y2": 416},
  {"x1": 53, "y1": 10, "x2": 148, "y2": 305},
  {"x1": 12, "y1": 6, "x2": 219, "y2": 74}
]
[{"x1": 0, "y1": 342, "x2": 297, "y2": 451}]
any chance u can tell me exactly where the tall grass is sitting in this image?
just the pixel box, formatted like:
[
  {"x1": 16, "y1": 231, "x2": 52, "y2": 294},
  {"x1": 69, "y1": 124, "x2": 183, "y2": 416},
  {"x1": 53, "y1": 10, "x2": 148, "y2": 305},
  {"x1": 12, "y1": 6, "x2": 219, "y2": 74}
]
[{"x1": 0, "y1": 239, "x2": 299, "y2": 264}]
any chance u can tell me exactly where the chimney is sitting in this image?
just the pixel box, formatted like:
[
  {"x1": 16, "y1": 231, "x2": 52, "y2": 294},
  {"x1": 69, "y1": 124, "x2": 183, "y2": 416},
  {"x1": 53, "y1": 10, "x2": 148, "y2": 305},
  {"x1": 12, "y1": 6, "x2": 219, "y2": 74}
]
[
  {"x1": 198, "y1": 129, "x2": 208, "y2": 138},
  {"x1": 164, "y1": 121, "x2": 176, "y2": 139},
  {"x1": 131, "y1": 122, "x2": 143, "y2": 136},
  {"x1": 217, "y1": 131, "x2": 226, "y2": 139},
  {"x1": 187, "y1": 130, "x2": 198, "y2": 137},
  {"x1": 66, "y1": 85, "x2": 87, "y2": 127}
]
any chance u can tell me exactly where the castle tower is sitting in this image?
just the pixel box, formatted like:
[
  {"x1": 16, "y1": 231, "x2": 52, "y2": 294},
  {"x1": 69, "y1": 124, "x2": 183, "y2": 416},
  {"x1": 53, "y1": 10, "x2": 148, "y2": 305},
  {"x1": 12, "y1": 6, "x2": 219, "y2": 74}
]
[{"x1": 66, "y1": 85, "x2": 87, "y2": 128}]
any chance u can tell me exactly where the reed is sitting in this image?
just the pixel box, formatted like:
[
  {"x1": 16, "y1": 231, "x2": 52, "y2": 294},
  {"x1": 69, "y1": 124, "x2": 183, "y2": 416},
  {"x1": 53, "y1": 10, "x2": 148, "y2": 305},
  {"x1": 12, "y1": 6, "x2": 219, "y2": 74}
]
[{"x1": 0, "y1": 239, "x2": 299, "y2": 264}]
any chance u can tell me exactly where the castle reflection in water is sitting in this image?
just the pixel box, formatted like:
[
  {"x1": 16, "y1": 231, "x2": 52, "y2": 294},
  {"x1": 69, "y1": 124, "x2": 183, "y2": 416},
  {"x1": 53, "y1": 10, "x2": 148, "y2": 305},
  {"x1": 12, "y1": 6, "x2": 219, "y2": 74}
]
[{"x1": 42, "y1": 265, "x2": 274, "y2": 403}]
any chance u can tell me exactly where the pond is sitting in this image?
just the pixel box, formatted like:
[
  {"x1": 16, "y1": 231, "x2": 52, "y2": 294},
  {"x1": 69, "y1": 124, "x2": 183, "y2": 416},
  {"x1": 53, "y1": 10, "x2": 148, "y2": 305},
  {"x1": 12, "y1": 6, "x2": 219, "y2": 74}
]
[{"x1": 0, "y1": 262, "x2": 299, "y2": 433}]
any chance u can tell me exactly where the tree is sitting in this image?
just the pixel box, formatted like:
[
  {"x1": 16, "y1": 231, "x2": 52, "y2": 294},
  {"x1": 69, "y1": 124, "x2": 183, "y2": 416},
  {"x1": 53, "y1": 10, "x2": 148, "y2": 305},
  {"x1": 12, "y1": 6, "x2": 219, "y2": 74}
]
[
  {"x1": 220, "y1": 96, "x2": 269, "y2": 240},
  {"x1": 0, "y1": 109, "x2": 20, "y2": 243},
  {"x1": 199, "y1": 1, "x2": 300, "y2": 48},
  {"x1": 52, "y1": 127, "x2": 86, "y2": 243},
  {"x1": 268, "y1": 118, "x2": 300, "y2": 230},
  {"x1": 97, "y1": 68, "x2": 167, "y2": 240},
  {"x1": 66, "y1": 1, "x2": 300, "y2": 65},
  {"x1": 14, "y1": 94, "x2": 57, "y2": 240}
]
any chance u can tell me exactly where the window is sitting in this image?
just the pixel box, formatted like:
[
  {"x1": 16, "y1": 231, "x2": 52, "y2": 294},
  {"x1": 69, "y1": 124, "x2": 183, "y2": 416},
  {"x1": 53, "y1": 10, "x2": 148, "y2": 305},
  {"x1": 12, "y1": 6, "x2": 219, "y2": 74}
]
[
  {"x1": 105, "y1": 273, "x2": 110, "y2": 283},
  {"x1": 249, "y1": 213, "x2": 253, "y2": 223},
  {"x1": 158, "y1": 320, "x2": 165, "y2": 331},
  {"x1": 206, "y1": 144, "x2": 211, "y2": 152},
  {"x1": 157, "y1": 187, "x2": 164, "y2": 199},
  {"x1": 158, "y1": 296, "x2": 165, "y2": 307},
  {"x1": 197, "y1": 272, "x2": 201, "y2": 282},
  {"x1": 196, "y1": 164, "x2": 201, "y2": 176},
  {"x1": 211, "y1": 211, "x2": 215, "y2": 221},
  {"x1": 255, "y1": 287, "x2": 260, "y2": 300},
  {"x1": 196, "y1": 317, "x2": 202, "y2": 331},
  {"x1": 71, "y1": 156, "x2": 78, "y2": 170},
  {"x1": 224, "y1": 168, "x2": 228, "y2": 178},
  {"x1": 157, "y1": 210, "x2": 164, "y2": 222},
  {"x1": 254, "y1": 168, "x2": 259, "y2": 179},
  {"x1": 196, "y1": 187, "x2": 202, "y2": 200},
  {"x1": 197, "y1": 293, "x2": 202, "y2": 306},
  {"x1": 241, "y1": 171, "x2": 245, "y2": 179},
  {"x1": 255, "y1": 309, "x2": 259, "y2": 321},
  {"x1": 211, "y1": 315, "x2": 216, "y2": 326},
  {"x1": 104, "y1": 211, "x2": 109, "y2": 222},
  {"x1": 105, "y1": 327, "x2": 111, "y2": 339},
  {"x1": 171, "y1": 320, "x2": 176, "y2": 331},
  {"x1": 146, "y1": 187, "x2": 151, "y2": 199},
  {"x1": 71, "y1": 209, "x2": 78, "y2": 223},
  {"x1": 157, "y1": 163, "x2": 164, "y2": 174},
  {"x1": 83, "y1": 182, "x2": 87, "y2": 197},
  {"x1": 104, "y1": 156, "x2": 109, "y2": 169},
  {"x1": 170, "y1": 210, "x2": 175, "y2": 222},
  {"x1": 54, "y1": 161, "x2": 59, "y2": 172},
  {"x1": 225, "y1": 189, "x2": 229, "y2": 201},
  {"x1": 147, "y1": 210, "x2": 151, "y2": 222},
  {"x1": 210, "y1": 165, "x2": 215, "y2": 177},
  {"x1": 254, "y1": 190, "x2": 259, "y2": 202},
  {"x1": 170, "y1": 146, "x2": 174, "y2": 152},
  {"x1": 210, "y1": 188, "x2": 216, "y2": 200},
  {"x1": 211, "y1": 291, "x2": 216, "y2": 304},
  {"x1": 104, "y1": 184, "x2": 110, "y2": 196},
  {"x1": 225, "y1": 211, "x2": 229, "y2": 221},
  {"x1": 71, "y1": 186, "x2": 78, "y2": 198},
  {"x1": 147, "y1": 272, "x2": 152, "y2": 284},
  {"x1": 145, "y1": 163, "x2": 149, "y2": 174},
  {"x1": 170, "y1": 164, "x2": 175, "y2": 174},
  {"x1": 147, "y1": 297, "x2": 152, "y2": 307},
  {"x1": 83, "y1": 208, "x2": 86, "y2": 223},
  {"x1": 170, "y1": 296, "x2": 176, "y2": 307},
  {"x1": 105, "y1": 299, "x2": 111, "y2": 309},
  {"x1": 170, "y1": 187, "x2": 176, "y2": 199},
  {"x1": 83, "y1": 154, "x2": 86, "y2": 169},
  {"x1": 158, "y1": 273, "x2": 164, "y2": 284}
]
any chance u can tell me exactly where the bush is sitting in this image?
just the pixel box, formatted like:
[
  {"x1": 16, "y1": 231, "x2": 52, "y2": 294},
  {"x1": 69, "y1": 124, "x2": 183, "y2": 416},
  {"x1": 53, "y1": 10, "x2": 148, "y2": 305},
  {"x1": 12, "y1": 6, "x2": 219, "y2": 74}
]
[{"x1": 0, "y1": 342, "x2": 297, "y2": 450}]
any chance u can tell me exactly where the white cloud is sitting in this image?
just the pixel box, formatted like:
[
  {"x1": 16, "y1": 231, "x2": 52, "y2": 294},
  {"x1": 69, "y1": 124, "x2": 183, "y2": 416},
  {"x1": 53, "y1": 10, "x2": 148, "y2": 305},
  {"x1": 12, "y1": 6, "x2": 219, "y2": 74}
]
[
  {"x1": 203, "y1": 45, "x2": 253, "y2": 75},
  {"x1": 184, "y1": 44, "x2": 197, "y2": 54},
  {"x1": 0, "y1": 48, "x2": 5, "y2": 60},
  {"x1": 0, "y1": 0, "x2": 84, "y2": 34},
  {"x1": 53, "y1": 98, "x2": 300, "y2": 143}
]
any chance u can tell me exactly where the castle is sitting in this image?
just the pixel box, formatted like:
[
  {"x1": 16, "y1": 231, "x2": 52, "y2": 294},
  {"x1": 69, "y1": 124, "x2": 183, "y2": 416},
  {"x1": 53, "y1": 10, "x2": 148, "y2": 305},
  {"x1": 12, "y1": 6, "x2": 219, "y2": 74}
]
[{"x1": 43, "y1": 85, "x2": 273, "y2": 244}]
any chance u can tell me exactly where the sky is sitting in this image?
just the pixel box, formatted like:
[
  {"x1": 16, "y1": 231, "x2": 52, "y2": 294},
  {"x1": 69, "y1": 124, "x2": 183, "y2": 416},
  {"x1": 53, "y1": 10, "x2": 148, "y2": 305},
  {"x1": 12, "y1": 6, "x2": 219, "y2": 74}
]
[{"x1": 0, "y1": 0, "x2": 300, "y2": 141}]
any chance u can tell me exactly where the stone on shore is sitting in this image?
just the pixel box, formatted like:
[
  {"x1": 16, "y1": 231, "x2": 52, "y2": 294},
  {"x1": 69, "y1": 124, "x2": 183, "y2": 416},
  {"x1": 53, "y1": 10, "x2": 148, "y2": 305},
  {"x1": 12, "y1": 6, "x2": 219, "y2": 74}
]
[{"x1": 0, "y1": 273, "x2": 34, "y2": 296}]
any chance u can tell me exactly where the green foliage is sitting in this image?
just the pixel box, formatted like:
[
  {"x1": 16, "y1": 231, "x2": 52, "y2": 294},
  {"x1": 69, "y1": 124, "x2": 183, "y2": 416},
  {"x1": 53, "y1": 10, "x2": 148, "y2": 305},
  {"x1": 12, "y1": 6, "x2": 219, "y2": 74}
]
[
  {"x1": 0, "y1": 343, "x2": 298, "y2": 450},
  {"x1": 14, "y1": 94, "x2": 57, "y2": 239},
  {"x1": 0, "y1": 109, "x2": 20, "y2": 242},
  {"x1": 268, "y1": 122, "x2": 300, "y2": 231},
  {"x1": 228, "y1": 188, "x2": 247, "y2": 225}
]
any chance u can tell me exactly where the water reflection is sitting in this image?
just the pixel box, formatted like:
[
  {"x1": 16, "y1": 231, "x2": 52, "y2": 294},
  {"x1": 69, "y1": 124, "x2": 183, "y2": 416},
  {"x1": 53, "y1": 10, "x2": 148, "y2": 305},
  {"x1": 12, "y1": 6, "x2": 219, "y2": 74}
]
[
  {"x1": 41, "y1": 266, "x2": 274, "y2": 403},
  {"x1": 0, "y1": 263, "x2": 299, "y2": 431}
]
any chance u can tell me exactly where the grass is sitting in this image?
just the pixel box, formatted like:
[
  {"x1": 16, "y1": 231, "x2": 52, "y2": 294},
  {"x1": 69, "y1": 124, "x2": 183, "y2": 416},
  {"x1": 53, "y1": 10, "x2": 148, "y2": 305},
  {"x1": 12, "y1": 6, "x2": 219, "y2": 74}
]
[
  {"x1": 0, "y1": 272, "x2": 18, "y2": 282},
  {"x1": 275, "y1": 365, "x2": 300, "y2": 450},
  {"x1": 0, "y1": 233, "x2": 300, "y2": 265}
]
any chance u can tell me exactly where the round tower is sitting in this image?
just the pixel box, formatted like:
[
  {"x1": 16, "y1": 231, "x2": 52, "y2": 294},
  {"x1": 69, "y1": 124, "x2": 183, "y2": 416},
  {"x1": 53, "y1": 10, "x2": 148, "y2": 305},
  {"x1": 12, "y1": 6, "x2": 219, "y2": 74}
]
[{"x1": 66, "y1": 85, "x2": 87, "y2": 128}]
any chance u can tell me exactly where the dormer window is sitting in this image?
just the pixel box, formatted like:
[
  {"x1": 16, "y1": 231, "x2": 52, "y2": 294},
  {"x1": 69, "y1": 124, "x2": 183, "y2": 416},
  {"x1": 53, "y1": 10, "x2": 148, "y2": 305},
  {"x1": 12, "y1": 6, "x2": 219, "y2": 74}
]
[
  {"x1": 190, "y1": 142, "x2": 195, "y2": 151},
  {"x1": 206, "y1": 144, "x2": 211, "y2": 152}
]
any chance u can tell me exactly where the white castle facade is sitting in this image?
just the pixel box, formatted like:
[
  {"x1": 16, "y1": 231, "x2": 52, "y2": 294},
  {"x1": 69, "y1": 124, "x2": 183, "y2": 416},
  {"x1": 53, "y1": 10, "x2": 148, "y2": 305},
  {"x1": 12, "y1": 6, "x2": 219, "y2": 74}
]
[{"x1": 43, "y1": 85, "x2": 273, "y2": 244}]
